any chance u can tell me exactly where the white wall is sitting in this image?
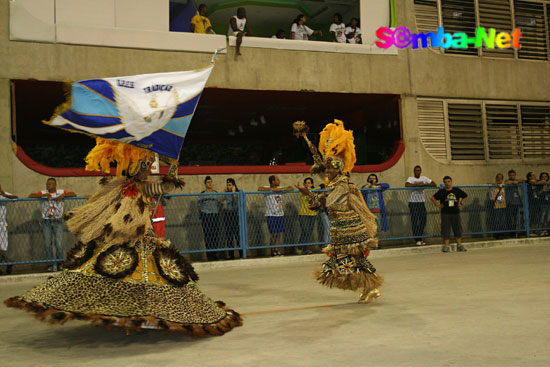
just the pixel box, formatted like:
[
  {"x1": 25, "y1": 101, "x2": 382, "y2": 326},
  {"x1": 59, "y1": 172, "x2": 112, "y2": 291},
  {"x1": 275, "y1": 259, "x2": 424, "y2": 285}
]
[
  {"x1": 56, "y1": 0, "x2": 116, "y2": 27},
  {"x1": 115, "y1": 0, "x2": 169, "y2": 31},
  {"x1": 361, "y1": 0, "x2": 390, "y2": 46},
  {"x1": 9, "y1": 0, "x2": 55, "y2": 42}
]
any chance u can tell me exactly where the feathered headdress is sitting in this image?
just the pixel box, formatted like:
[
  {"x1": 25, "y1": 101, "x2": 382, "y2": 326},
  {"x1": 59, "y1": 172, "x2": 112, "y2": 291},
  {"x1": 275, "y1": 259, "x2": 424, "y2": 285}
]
[
  {"x1": 85, "y1": 138, "x2": 154, "y2": 179},
  {"x1": 318, "y1": 119, "x2": 356, "y2": 173}
]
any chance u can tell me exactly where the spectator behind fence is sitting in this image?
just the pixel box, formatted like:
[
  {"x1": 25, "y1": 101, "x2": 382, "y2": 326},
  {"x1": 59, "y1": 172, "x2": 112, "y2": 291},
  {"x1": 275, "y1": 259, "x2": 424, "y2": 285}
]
[
  {"x1": 536, "y1": 172, "x2": 550, "y2": 236},
  {"x1": 198, "y1": 176, "x2": 221, "y2": 261},
  {"x1": 345, "y1": 18, "x2": 362, "y2": 44},
  {"x1": 222, "y1": 178, "x2": 242, "y2": 259},
  {"x1": 228, "y1": 7, "x2": 252, "y2": 56},
  {"x1": 405, "y1": 166, "x2": 436, "y2": 246},
  {"x1": 489, "y1": 173, "x2": 507, "y2": 239},
  {"x1": 317, "y1": 183, "x2": 330, "y2": 245},
  {"x1": 330, "y1": 13, "x2": 346, "y2": 43},
  {"x1": 539, "y1": 172, "x2": 550, "y2": 235},
  {"x1": 272, "y1": 29, "x2": 286, "y2": 39},
  {"x1": 431, "y1": 176, "x2": 468, "y2": 253},
  {"x1": 290, "y1": 14, "x2": 322, "y2": 41},
  {"x1": 190, "y1": 4, "x2": 214, "y2": 34},
  {"x1": 296, "y1": 177, "x2": 316, "y2": 255},
  {"x1": 361, "y1": 173, "x2": 389, "y2": 233},
  {"x1": 525, "y1": 172, "x2": 547, "y2": 236},
  {"x1": 0, "y1": 185, "x2": 17, "y2": 275},
  {"x1": 505, "y1": 169, "x2": 524, "y2": 237},
  {"x1": 28, "y1": 178, "x2": 76, "y2": 271},
  {"x1": 258, "y1": 175, "x2": 293, "y2": 256}
]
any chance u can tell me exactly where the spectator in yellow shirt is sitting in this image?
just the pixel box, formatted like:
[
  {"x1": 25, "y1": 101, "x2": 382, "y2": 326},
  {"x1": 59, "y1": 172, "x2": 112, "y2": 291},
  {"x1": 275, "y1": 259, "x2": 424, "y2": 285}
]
[
  {"x1": 297, "y1": 177, "x2": 316, "y2": 255},
  {"x1": 190, "y1": 4, "x2": 214, "y2": 34}
]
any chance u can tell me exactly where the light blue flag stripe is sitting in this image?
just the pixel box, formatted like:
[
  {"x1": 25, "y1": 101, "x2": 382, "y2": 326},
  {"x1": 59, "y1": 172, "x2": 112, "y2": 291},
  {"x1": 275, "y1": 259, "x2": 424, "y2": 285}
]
[{"x1": 71, "y1": 83, "x2": 119, "y2": 117}]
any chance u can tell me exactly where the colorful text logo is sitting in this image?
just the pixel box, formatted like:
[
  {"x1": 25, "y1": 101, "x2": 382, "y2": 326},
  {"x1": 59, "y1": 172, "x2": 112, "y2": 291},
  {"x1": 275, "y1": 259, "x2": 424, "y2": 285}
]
[{"x1": 376, "y1": 27, "x2": 522, "y2": 50}]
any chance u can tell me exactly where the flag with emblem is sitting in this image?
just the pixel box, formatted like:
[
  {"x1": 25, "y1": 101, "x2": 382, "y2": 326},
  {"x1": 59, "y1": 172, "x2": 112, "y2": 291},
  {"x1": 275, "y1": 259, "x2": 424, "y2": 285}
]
[{"x1": 45, "y1": 64, "x2": 214, "y2": 162}]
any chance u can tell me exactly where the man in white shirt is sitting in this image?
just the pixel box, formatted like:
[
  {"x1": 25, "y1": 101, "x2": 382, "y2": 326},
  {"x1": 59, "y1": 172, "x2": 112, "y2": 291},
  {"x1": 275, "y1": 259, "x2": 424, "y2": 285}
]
[
  {"x1": 228, "y1": 7, "x2": 252, "y2": 56},
  {"x1": 0, "y1": 185, "x2": 17, "y2": 275},
  {"x1": 405, "y1": 166, "x2": 436, "y2": 245},
  {"x1": 258, "y1": 175, "x2": 293, "y2": 256},
  {"x1": 329, "y1": 13, "x2": 346, "y2": 43},
  {"x1": 29, "y1": 178, "x2": 76, "y2": 271}
]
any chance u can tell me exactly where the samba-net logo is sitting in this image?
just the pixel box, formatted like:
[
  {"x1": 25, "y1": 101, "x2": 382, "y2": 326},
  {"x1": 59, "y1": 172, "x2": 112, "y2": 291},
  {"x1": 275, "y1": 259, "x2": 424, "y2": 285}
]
[{"x1": 376, "y1": 27, "x2": 522, "y2": 50}]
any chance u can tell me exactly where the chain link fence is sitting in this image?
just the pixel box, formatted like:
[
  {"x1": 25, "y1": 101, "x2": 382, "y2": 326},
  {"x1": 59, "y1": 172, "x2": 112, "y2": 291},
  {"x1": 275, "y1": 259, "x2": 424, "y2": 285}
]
[{"x1": 1, "y1": 183, "x2": 549, "y2": 272}]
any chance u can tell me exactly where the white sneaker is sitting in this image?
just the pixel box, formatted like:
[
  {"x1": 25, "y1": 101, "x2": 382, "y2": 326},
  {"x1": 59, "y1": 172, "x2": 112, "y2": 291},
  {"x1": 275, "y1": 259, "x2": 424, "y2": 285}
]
[{"x1": 415, "y1": 241, "x2": 422, "y2": 246}]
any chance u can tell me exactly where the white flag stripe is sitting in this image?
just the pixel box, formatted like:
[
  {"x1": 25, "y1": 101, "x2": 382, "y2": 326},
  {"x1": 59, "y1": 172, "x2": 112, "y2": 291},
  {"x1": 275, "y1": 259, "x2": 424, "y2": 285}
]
[{"x1": 50, "y1": 116, "x2": 126, "y2": 135}]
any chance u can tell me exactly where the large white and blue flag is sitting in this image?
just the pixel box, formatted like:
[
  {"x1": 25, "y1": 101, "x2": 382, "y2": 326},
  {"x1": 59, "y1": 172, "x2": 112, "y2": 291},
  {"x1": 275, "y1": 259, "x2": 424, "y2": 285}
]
[{"x1": 46, "y1": 64, "x2": 214, "y2": 161}]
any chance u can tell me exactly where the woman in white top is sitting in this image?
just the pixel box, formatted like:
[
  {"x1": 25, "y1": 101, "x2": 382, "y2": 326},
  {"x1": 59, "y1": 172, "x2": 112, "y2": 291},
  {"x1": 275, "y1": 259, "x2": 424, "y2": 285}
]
[
  {"x1": 228, "y1": 7, "x2": 252, "y2": 55},
  {"x1": 345, "y1": 17, "x2": 362, "y2": 44},
  {"x1": 290, "y1": 14, "x2": 322, "y2": 41},
  {"x1": 329, "y1": 13, "x2": 346, "y2": 43}
]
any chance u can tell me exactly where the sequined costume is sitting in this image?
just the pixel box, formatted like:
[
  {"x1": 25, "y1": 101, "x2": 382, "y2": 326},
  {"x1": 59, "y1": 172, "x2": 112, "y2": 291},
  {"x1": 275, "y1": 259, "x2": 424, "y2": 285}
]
[
  {"x1": 5, "y1": 142, "x2": 242, "y2": 336},
  {"x1": 294, "y1": 119, "x2": 383, "y2": 303}
]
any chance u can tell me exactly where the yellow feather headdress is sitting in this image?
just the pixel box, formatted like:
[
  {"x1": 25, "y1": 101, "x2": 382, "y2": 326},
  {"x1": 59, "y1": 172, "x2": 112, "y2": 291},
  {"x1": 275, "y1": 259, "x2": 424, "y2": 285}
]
[
  {"x1": 318, "y1": 119, "x2": 356, "y2": 173},
  {"x1": 85, "y1": 138, "x2": 154, "y2": 179}
]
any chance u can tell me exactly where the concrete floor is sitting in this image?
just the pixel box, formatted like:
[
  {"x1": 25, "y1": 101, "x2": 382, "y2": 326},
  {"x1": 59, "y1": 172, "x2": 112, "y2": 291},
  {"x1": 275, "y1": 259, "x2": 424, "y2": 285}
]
[{"x1": 1, "y1": 242, "x2": 549, "y2": 367}]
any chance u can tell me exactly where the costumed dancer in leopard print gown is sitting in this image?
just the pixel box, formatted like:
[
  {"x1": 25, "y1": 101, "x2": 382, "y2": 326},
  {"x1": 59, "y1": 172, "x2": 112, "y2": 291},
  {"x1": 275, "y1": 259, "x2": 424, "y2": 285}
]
[
  {"x1": 294, "y1": 120, "x2": 383, "y2": 304},
  {"x1": 5, "y1": 138, "x2": 242, "y2": 336}
]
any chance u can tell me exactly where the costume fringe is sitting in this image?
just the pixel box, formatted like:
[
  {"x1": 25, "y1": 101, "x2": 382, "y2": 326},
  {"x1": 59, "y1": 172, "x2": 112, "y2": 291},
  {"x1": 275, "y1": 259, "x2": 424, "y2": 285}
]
[
  {"x1": 314, "y1": 270, "x2": 384, "y2": 292},
  {"x1": 4, "y1": 297, "x2": 242, "y2": 337},
  {"x1": 322, "y1": 240, "x2": 377, "y2": 257},
  {"x1": 66, "y1": 180, "x2": 152, "y2": 245},
  {"x1": 65, "y1": 179, "x2": 125, "y2": 242}
]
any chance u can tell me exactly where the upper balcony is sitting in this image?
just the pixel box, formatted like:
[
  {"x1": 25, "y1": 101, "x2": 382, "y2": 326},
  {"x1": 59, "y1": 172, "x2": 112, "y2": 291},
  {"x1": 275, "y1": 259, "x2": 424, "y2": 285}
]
[{"x1": 8, "y1": 0, "x2": 397, "y2": 56}]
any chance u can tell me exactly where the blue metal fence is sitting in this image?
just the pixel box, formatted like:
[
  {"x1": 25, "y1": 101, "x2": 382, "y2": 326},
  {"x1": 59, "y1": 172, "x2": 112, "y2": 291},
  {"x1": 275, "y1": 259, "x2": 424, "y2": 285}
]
[{"x1": 0, "y1": 183, "x2": 549, "y2": 270}]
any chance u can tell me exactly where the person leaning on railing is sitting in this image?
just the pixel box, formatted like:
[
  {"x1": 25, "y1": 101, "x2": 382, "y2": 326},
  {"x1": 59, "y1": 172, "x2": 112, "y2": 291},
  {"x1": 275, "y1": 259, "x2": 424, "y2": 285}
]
[
  {"x1": 488, "y1": 173, "x2": 507, "y2": 239},
  {"x1": 28, "y1": 178, "x2": 76, "y2": 271},
  {"x1": 190, "y1": 4, "x2": 214, "y2": 34},
  {"x1": 258, "y1": 175, "x2": 293, "y2": 256},
  {"x1": 361, "y1": 173, "x2": 390, "y2": 235},
  {"x1": 504, "y1": 169, "x2": 525, "y2": 237},
  {"x1": 536, "y1": 172, "x2": 550, "y2": 236},
  {"x1": 198, "y1": 176, "x2": 222, "y2": 261},
  {"x1": 526, "y1": 172, "x2": 547, "y2": 236},
  {"x1": 0, "y1": 185, "x2": 17, "y2": 275},
  {"x1": 222, "y1": 178, "x2": 242, "y2": 259},
  {"x1": 296, "y1": 177, "x2": 316, "y2": 255}
]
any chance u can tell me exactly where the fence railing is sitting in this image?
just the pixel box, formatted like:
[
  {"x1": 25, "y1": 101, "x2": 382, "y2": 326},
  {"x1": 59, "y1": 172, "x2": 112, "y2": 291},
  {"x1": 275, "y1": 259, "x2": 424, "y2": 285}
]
[{"x1": 1, "y1": 183, "x2": 549, "y2": 268}]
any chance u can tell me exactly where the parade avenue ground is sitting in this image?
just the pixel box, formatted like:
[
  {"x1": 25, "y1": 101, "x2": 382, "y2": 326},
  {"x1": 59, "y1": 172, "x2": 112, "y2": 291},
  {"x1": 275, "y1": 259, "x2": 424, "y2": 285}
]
[{"x1": 1, "y1": 239, "x2": 549, "y2": 367}]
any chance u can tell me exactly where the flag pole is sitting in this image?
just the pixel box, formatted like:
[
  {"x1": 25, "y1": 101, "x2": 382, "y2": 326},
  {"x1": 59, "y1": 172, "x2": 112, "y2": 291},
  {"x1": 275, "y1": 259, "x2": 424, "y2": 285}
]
[{"x1": 211, "y1": 47, "x2": 226, "y2": 64}]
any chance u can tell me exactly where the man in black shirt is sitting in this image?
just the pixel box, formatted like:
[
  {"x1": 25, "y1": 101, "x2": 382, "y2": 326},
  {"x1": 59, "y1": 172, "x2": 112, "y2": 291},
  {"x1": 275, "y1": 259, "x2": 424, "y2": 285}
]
[{"x1": 431, "y1": 176, "x2": 468, "y2": 253}]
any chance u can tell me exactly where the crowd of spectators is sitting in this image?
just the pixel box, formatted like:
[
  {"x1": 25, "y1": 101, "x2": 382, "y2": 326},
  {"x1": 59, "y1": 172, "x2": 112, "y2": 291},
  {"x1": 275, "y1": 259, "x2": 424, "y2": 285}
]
[
  {"x1": 190, "y1": 6, "x2": 362, "y2": 48},
  {"x1": 1, "y1": 167, "x2": 549, "y2": 272}
]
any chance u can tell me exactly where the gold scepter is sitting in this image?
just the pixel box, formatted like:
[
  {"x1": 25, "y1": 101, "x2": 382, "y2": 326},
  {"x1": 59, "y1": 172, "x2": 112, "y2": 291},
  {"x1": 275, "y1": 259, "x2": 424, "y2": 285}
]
[{"x1": 292, "y1": 120, "x2": 324, "y2": 168}]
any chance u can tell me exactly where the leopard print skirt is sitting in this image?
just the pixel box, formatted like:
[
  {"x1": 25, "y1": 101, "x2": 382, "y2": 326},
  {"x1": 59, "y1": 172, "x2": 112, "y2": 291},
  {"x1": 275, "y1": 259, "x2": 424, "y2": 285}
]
[{"x1": 5, "y1": 233, "x2": 242, "y2": 336}]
